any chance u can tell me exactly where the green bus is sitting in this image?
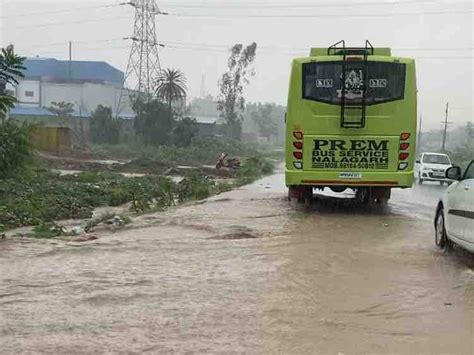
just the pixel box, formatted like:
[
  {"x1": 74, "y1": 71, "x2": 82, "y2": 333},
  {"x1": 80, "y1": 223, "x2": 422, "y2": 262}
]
[{"x1": 286, "y1": 41, "x2": 417, "y2": 204}]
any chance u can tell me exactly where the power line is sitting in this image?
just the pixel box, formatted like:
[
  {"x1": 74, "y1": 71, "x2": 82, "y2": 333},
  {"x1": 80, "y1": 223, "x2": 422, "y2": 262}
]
[
  {"x1": 163, "y1": 44, "x2": 474, "y2": 59},
  {"x1": 160, "y1": 0, "x2": 467, "y2": 9},
  {"x1": 9, "y1": 38, "x2": 474, "y2": 57},
  {"x1": 0, "y1": 3, "x2": 122, "y2": 20},
  {"x1": 168, "y1": 9, "x2": 474, "y2": 18},
  {"x1": 162, "y1": 40, "x2": 473, "y2": 52}
]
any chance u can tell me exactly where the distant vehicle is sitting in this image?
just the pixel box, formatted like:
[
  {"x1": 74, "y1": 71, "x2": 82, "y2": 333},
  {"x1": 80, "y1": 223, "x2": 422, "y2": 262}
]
[
  {"x1": 415, "y1": 152, "x2": 453, "y2": 185},
  {"x1": 435, "y1": 160, "x2": 474, "y2": 252},
  {"x1": 285, "y1": 40, "x2": 417, "y2": 205}
]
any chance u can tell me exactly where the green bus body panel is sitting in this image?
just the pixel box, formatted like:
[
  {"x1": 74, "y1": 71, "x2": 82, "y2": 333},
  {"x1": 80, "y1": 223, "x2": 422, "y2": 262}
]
[
  {"x1": 310, "y1": 47, "x2": 392, "y2": 56},
  {"x1": 285, "y1": 53, "x2": 417, "y2": 188}
]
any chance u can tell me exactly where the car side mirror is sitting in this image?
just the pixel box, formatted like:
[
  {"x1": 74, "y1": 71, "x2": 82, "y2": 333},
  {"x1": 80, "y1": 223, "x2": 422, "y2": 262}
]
[
  {"x1": 416, "y1": 159, "x2": 421, "y2": 164},
  {"x1": 446, "y1": 166, "x2": 462, "y2": 181}
]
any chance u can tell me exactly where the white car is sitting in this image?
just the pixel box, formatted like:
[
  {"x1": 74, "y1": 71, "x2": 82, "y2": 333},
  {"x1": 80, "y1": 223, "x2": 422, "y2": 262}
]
[
  {"x1": 415, "y1": 152, "x2": 453, "y2": 185},
  {"x1": 435, "y1": 160, "x2": 474, "y2": 252}
]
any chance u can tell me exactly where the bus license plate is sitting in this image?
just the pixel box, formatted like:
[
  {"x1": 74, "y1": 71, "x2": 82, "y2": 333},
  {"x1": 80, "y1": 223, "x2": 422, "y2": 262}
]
[{"x1": 340, "y1": 172, "x2": 362, "y2": 179}]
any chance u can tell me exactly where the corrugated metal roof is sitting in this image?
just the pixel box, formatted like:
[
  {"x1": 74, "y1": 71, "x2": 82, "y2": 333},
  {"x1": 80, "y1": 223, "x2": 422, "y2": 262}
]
[
  {"x1": 194, "y1": 116, "x2": 218, "y2": 124},
  {"x1": 10, "y1": 106, "x2": 136, "y2": 119},
  {"x1": 10, "y1": 107, "x2": 55, "y2": 117},
  {"x1": 23, "y1": 58, "x2": 124, "y2": 86}
]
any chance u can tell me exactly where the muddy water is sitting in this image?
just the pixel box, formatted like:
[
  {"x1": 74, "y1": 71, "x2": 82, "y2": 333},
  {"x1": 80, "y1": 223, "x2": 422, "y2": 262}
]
[{"x1": 1, "y1": 171, "x2": 473, "y2": 353}]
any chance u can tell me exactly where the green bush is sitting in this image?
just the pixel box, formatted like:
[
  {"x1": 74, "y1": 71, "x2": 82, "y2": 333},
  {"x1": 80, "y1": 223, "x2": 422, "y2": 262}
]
[
  {"x1": 177, "y1": 173, "x2": 213, "y2": 202},
  {"x1": 90, "y1": 105, "x2": 122, "y2": 145},
  {"x1": 0, "y1": 121, "x2": 33, "y2": 178},
  {"x1": 92, "y1": 137, "x2": 262, "y2": 167},
  {"x1": 237, "y1": 156, "x2": 274, "y2": 186}
]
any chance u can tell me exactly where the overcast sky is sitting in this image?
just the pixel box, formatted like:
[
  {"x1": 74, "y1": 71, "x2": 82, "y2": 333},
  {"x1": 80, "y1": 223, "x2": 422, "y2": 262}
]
[{"x1": 1, "y1": 0, "x2": 472, "y2": 129}]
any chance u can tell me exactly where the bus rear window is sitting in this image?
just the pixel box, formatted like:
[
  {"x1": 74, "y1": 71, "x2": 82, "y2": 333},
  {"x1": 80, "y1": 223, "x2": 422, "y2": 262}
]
[{"x1": 303, "y1": 61, "x2": 406, "y2": 105}]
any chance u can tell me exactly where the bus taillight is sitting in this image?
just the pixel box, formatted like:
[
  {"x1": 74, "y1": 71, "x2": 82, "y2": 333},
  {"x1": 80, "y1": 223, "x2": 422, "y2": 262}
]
[
  {"x1": 293, "y1": 131, "x2": 303, "y2": 140},
  {"x1": 293, "y1": 151, "x2": 303, "y2": 160},
  {"x1": 400, "y1": 142, "x2": 410, "y2": 151},
  {"x1": 399, "y1": 152, "x2": 409, "y2": 161},
  {"x1": 400, "y1": 133, "x2": 411, "y2": 141},
  {"x1": 293, "y1": 141, "x2": 303, "y2": 150}
]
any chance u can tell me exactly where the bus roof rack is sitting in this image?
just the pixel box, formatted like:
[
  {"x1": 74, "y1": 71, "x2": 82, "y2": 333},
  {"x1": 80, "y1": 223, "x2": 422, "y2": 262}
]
[{"x1": 310, "y1": 40, "x2": 391, "y2": 57}]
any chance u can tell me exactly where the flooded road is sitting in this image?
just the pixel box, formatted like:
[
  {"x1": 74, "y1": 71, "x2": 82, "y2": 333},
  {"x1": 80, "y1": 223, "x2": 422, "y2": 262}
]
[{"x1": 1, "y1": 171, "x2": 473, "y2": 354}]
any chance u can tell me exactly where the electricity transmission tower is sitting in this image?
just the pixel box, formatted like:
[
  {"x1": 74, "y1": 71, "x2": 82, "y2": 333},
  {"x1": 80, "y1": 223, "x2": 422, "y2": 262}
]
[{"x1": 117, "y1": 0, "x2": 164, "y2": 114}]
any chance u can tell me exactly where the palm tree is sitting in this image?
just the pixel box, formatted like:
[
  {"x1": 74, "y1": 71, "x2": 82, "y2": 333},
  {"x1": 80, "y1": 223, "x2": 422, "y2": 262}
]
[
  {"x1": 155, "y1": 68, "x2": 187, "y2": 114},
  {"x1": 0, "y1": 45, "x2": 25, "y2": 122}
]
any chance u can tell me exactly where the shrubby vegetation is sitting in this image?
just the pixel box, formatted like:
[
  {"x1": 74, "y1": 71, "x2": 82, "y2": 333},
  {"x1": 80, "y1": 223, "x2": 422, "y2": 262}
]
[
  {"x1": 0, "y1": 46, "x2": 33, "y2": 178},
  {"x1": 92, "y1": 137, "x2": 265, "y2": 166},
  {"x1": 0, "y1": 120, "x2": 33, "y2": 178},
  {"x1": 0, "y1": 155, "x2": 274, "y2": 231},
  {"x1": 90, "y1": 105, "x2": 122, "y2": 145}
]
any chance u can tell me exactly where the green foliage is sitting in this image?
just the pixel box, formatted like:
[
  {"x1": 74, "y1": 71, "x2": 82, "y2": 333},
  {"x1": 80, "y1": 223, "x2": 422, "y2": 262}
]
[
  {"x1": 217, "y1": 42, "x2": 257, "y2": 140},
  {"x1": 0, "y1": 46, "x2": 26, "y2": 121},
  {"x1": 90, "y1": 105, "x2": 121, "y2": 144},
  {"x1": 0, "y1": 154, "x2": 275, "y2": 232},
  {"x1": 173, "y1": 117, "x2": 198, "y2": 147},
  {"x1": 245, "y1": 102, "x2": 285, "y2": 144},
  {"x1": 177, "y1": 173, "x2": 213, "y2": 202},
  {"x1": 236, "y1": 156, "x2": 274, "y2": 186},
  {"x1": 155, "y1": 68, "x2": 187, "y2": 111},
  {"x1": 92, "y1": 137, "x2": 261, "y2": 166},
  {"x1": 47, "y1": 101, "x2": 74, "y2": 116},
  {"x1": 32, "y1": 223, "x2": 64, "y2": 239},
  {"x1": 133, "y1": 99, "x2": 173, "y2": 146},
  {"x1": 0, "y1": 120, "x2": 33, "y2": 178}
]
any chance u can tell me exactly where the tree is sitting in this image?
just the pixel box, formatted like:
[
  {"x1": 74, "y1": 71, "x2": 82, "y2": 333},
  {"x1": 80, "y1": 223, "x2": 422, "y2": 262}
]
[
  {"x1": 0, "y1": 121, "x2": 32, "y2": 178},
  {"x1": 0, "y1": 45, "x2": 25, "y2": 122},
  {"x1": 155, "y1": 68, "x2": 187, "y2": 114},
  {"x1": 217, "y1": 42, "x2": 257, "y2": 140},
  {"x1": 90, "y1": 105, "x2": 121, "y2": 145},
  {"x1": 47, "y1": 101, "x2": 74, "y2": 117},
  {"x1": 0, "y1": 46, "x2": 31, "y2": 178},
  {"x1": 173, "y1": 117, "x2": 198, "y2": 147},
  {"x1": 250, "y1": 103, "x2": 278, "y2": 141},
  {"x1": 133, "y1": 98, "x2": 173, "y2": 146}
]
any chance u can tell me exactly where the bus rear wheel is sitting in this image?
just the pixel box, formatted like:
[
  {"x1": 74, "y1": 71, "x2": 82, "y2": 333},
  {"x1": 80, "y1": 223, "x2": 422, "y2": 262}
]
[{"x1": 288, "y1": 185, "x2": 313, "y2": 206}]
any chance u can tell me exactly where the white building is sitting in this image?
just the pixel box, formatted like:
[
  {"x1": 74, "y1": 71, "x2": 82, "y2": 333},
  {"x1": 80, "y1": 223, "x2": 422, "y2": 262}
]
[{"x1": 9, "y1": 57, "x2": 134, "y2": 118}]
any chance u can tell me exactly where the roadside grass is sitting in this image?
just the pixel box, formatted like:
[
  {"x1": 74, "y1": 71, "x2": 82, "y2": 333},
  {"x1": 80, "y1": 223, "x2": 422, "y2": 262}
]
[
  {"x1": 91, "y1": 138, "x2": 274, "y2": 166},
  {"x1": 0, "y1": 156, "x2": 275, "y2": 237}
]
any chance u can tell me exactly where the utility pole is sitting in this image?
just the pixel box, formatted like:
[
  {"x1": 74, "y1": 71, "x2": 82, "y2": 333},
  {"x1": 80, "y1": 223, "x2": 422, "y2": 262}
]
[
  {"x1": 68, "y1": 41, "x2": 72, "y2": 79},
  {"x1": 117, "y1": 0, "x2": 165, "y2": 115},
  {"x1": 200, "y1": 74, "x2": 206, "y2": 98},
  {"x1": 441, "y1": 102, "x2": 452, "y2": 152}
]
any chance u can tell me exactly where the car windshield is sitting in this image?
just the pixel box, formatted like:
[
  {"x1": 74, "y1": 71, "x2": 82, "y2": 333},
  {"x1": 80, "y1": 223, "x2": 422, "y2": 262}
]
[{"x1": 422, "y1": 154, "x2": 450, "y2": 165}]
